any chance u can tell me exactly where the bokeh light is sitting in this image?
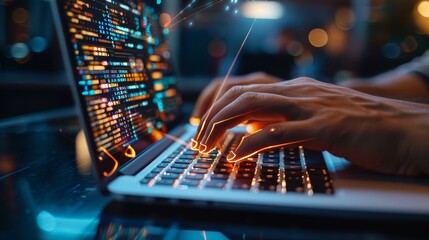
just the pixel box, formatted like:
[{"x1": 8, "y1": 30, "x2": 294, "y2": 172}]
[
  {"x1": 401, "y1": 36, "x2": 418, "y2": 53},
  {"x1": 382, "y1": 42, "x2": 400, "y2": 59},
  {"x1": 308, "y1": 28, "x2": 328, "y2": 48},
  {"x1": 335, "y1": 8, "x2": 355, "y2": 30},
  {"x1": 414, "y1": 1, "x2": 429, "y2": 34},
  {"x1": 159, "y1": 13, "x2": 171, "y2": 28},
  {"x1": 417, "y1": 1, "x2": 429, "y2": 17},
  {"x1": 12, "y1": 8, "x2": 28, "y2": 24},
  {"x1": 208, "y1": 39, "x2": 227, "y2": 58},
  {"x1": 30, "y1": 37, "x2": 48, "y2": 53},
  {"x1": 11, "y1": 42, "x2": 29, "y2": 59}
]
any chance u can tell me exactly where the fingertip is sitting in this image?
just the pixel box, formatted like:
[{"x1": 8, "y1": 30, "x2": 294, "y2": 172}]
[
  {"x1": 226, "y1": 151, "x2": 237, "y2": 162},
  {"x1": 189, "y1": 117, "x2": 201, "y2": 126},
  {"x1": 190, "y1": 138, "x2": 199, "y2": 151}
]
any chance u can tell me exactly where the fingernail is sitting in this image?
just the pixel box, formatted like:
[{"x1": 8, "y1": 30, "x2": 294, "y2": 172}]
[
  {"x1": 227, "y1": 151, "x2": 236, "y2": 161},
  {"x1": 199, "y1": 143, "x2": 207, "y2": 153},
  {"x1": 190, "y1": 138, "x2": 199, "y2": 151},
  {"x1": 189, "y1": 117, "x2": 200, "y2": 126},
  {"x1": 201, "y1": 147, "x2": 216, "y2": 154}
]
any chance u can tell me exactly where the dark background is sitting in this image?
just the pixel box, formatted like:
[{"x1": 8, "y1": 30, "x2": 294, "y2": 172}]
[{"x1": 1, "y1": 0, "x2": 429, "y2": 119}]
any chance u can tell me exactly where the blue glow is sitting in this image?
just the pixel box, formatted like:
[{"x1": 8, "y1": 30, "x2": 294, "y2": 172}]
[
  {"x1": 383, "y1": 43, "x2": 400, "y2": 59},
  {"x1": 11, "y1": 42, "x2": 29, "y2": 59},
  {"x1": 156, "y1": 0, "x2": 161, "y2": 4},
  {"x1": 30, "y1": 36, "x2": 47, "y2": 52},
  {"x1": 225, "y1": 5, "x2": 230, "y2": 11},
  {"x1": 37, "y1": 211, "x2": 56, "y2": 232}
]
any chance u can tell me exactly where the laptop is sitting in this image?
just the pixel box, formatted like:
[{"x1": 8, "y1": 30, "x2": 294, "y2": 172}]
[{"x1": 51, "y1": 0, "x2": 429, "y2": 216}]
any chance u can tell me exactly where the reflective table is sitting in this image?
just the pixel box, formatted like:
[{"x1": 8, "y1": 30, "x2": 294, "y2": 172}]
[{"x1": 1, "y1": 108, "x2": 428, "y2": 240}]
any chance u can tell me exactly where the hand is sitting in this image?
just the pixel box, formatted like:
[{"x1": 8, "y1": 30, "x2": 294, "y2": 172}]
[
  {"x1": 193, "y1": 75, "x2": 429, "y2": 176},
  {"x1": 191, "y1": 72, "x2": 281, "y2": 119}
]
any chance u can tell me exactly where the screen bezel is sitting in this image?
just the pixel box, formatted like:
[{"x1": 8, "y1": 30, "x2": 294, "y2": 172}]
[{"x1": 51, "y1": 0, "x2": 183, "y2": 190}]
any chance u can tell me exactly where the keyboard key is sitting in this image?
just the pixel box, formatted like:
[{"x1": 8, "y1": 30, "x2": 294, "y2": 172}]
[
  {"x1": 259, "y1": 173, "x2": 278, "y2": 180},
  {"x1": 179, "y1": 155, "x2": 195, "y2": 160},
  {"x1": 304, "y1": 150, "x2": 326, "y2": 168},
  {"x1": 284, "y1": 165, "x2": 302, "y2": 170},
  {"x1": 176, "y1": 159, "x2": 193, "y2": 164},
  {"x1": 235, "y1": 172, "x2": 254, "y2": 179},
  {"x1": 286, "y1": 175, "x2": 303, "y2": 182},
  {"x1": 218, "y1": 157, "x2": 229, "y2": 163},
  {"x1": 284, "y1": 160, "x2": 301, "y2": 166},
  {"x1": 262, "y1": 158, "x2": 279, "y2": 164},
  {"x1": 151, "y1": 167, "x2": 164, "y2": 174},
  {"x1": 166, "y1": 168, "x2": 185, "y2": 174},
  {"x1": 232, "y1": 179, "x2": 252, "y2": 190},
  {"x1": 261, "y1": 163, "x2": 280, "y2": 168},
  {"x1": 285, "y1": 170, "x2": 303, "y2": 176},
  {"x1": 213, "y1": 168, "x2": 232, "y2": 174},
  {"x1": 259, "y1": 183, "x2": 277, "y2": 191},
  {"x1": 217, "y1": 162, "x2": 234, "y2": 168},
  {"x1": 181, "y1": 179, "x2": 201, "y2": 187},
  {"x1": 185, "y1": 173, "x2": 205, "y2": 180},
  {"x1": 193, "y1": 163, "x2": 212, "y2": 169},
  {"x1": 197, "y1": 159, "x2": 214, "y2": 164},
  {"x1": 211, "y1": 173, "x2": 230, "y2": 179},
  {"x1": 200, "y1": 153, "x2": 217, "y2": 158},
  {"x1": 157, "y1": 163, "x2": 169, "y2": 168},
  {"x1": 206, "y1": 180, "x2": 227, "y2": 189},
  {"x1": 161, "y1": 173, "x2": 180, "y2": 179},
  {"x1": 258, "y1": 178, "x2": 278, "y2": 184},
  {"x1": 156, "y1": 178, "x2": 176, "y2": 186},
  {"x1": 190, "y1": 168, "x2": 208, "y2": 174},
  {"x1": 239, "y1": 161, "x2": 257, "y2": 168},
  {"x1": 260, "y1": 168, "x2": 278, "y2": 174},
  {"x1": 162, "y1": 158, "x2": 174, "y2": 163},
  {"x1": 171, "y1": 163, "x2": 189, "y2": 169},
  {"x1": 237, "y1": 167, "x2": 255, "y2": 173},
  {"x1": 307, "y1": 168, "x2": 328, "y2": 175}
]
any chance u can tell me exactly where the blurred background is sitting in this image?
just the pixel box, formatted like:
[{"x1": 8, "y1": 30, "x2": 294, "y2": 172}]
[{"x1": 1, "y1": 0, "x2": 429, "y2": 119}]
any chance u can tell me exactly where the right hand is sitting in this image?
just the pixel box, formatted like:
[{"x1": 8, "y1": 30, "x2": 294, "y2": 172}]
[{"x1": 191, "y1": 72, "x2": 281, "y2": 119}]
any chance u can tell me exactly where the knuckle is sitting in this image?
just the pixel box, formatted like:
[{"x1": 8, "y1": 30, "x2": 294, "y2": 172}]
[
  {"x1": 238, "y1": 91, "x2": 258, "y2": 103},
  {"x1": 226, "y1": 85, "x2": 245, "y2": 98}
]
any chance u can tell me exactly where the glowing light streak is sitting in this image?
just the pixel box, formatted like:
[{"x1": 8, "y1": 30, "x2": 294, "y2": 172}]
[
  {"x1": 167, "y1": 0, "x2": 225, "y2": 29},
  {"x1": 150, "y1": 127, "x2": 189, "y2": 146},
  {"x1": 226, "y1": 139, "x2": 314, "y2": 162},
  {"x1": 190, "y1": 138, "x2": 199, "y2": 150},
  {"x1": 198, "y1": 107, "x2": 266, "y2": 153},
  {"x1": 194, "y1": 17, "x2": 257, "y2": 149},
  {"x1": 124, "y1": 145, "x2": 136, "y2": 158},
  {"x1": 100, "y1": 147, "x2": 119, "y2": 177}
]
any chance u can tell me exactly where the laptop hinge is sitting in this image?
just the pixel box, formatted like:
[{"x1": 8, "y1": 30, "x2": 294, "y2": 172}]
[{"x1": 119, "y1": 125, "x2": 187, "y2": 176}]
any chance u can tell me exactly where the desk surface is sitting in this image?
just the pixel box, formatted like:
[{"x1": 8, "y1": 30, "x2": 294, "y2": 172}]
[{"x1": 0, "y1": 108, "x2": 428, "y2": 240}]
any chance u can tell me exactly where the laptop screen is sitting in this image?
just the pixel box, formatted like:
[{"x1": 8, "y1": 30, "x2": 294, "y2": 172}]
[{"x1": 59, "y1": 0, "x2": 181, "y2": 180}]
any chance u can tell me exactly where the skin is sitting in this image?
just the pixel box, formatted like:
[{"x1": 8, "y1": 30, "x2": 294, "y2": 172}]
[
  {"x1": 191, "y1": 73, "x2": 429, "y2": 176},
  {"x1": 341, "y1": 72, "x2": 429, "y2": 102}
]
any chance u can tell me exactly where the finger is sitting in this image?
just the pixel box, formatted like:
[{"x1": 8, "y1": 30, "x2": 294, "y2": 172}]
[
  {"x1": 199, "y1": 82, "x2": 305, "y2": 133},
  {"x1": 198, "y1": 93, "x2": 301, "y2": 152},
  {"x1": 246, "y1": 121, "x2": 274, "y2": 134},
  {"x1": 191, "y1": 79, "x2": 222, "y2": 119},
  {"x1": 191, "y1": 73, "x2": 281, "y2": 118},
  {"x1": 226, "y1": 121, "x2": 321, "y2": 162},
  {"x1": 193, "y1": 85, "x2": 274, "y2": 147}
]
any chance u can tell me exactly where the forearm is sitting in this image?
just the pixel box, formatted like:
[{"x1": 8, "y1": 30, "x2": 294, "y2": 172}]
[{"x1": 341, "y1": 72, "x2": 429, "y2": 102}]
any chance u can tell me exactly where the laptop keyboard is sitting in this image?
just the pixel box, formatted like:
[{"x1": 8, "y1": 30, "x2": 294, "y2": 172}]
[{"x1": 139, "y1": 133, "x2": 334, "y2": 195}]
